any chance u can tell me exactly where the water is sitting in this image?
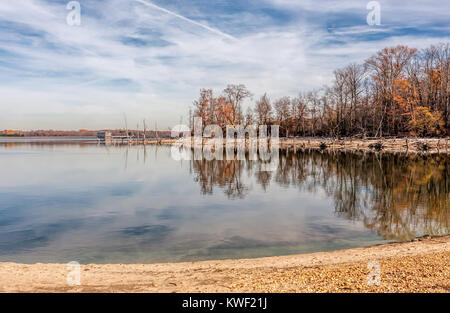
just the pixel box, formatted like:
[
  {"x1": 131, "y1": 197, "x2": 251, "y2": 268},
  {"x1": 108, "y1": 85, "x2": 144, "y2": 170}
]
[{"x1": 0, "y1": 141, "x2": 448, "y2": 264}]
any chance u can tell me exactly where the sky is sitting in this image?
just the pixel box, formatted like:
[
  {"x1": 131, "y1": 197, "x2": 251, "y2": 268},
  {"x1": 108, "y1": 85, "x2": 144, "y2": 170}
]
[{"x1": 0, "y1": 0, "x2": 449, "y2": 130}]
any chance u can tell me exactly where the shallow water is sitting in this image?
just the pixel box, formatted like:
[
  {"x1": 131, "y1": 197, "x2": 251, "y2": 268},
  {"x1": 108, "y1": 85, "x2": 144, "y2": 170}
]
[{"x1": 0, "y1": 141, "x2": 448, "y2": 263}]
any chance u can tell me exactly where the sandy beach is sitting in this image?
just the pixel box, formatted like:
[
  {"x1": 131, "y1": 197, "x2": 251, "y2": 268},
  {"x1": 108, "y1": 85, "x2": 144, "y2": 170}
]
[{"x1": 0, "y1": 235, "x2": 448, "y2": 293}]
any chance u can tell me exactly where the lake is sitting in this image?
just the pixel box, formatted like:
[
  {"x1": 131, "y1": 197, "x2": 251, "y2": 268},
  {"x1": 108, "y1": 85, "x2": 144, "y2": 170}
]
[{"x1": 0, "y1": 140, "x2": 448, "y2": 263}]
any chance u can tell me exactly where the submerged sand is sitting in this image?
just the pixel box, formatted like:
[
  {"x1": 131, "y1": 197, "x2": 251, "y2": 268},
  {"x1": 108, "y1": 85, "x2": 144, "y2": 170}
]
[{"x1": 0, "y1": 236, "x2": 448, "y2": 293}]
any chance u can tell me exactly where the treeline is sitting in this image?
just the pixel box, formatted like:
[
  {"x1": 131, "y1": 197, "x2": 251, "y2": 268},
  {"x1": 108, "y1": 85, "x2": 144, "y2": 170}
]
[
  {"x1": 14, "y1": 129, "x2": 172, "y2": 138},
  {"x1": 190, "y1": 43, "x2": 450, "y2": 137},
  {"x1": 19, "y1": 129, "x2": 97, "y2": 137}
]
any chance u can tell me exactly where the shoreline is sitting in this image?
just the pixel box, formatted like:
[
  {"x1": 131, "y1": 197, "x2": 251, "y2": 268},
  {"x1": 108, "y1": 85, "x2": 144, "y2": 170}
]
[
  {"x1": 276, "y1": 137, "x2": 450, "y2": 154},
  {"x1": 2, "y1": 137, "x2": 450, "y2": 154},
  {"x1": 1, "y1": 235, "x2": 448, "y2": 293},
  {"x1": 127, "y1": 137, "x2": 450, "y2": 154}
]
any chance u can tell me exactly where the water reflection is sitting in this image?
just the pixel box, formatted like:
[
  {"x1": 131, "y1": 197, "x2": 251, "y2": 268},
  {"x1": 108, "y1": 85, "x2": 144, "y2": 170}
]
[
  {"x1": 191, "y1": 150, "x2": 449, "y2": 241},
  {"x1": 0, "y1": 142, "x2": 448, "y2": 263}
]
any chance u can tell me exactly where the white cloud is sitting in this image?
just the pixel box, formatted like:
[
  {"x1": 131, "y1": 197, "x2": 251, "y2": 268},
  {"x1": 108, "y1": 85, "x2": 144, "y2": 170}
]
[{"x1": 0, "y1": 0, "x2": 448, "y2": 129}]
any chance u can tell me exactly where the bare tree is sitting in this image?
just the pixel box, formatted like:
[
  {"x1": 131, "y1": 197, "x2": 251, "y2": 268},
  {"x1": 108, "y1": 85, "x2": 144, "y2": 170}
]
[
  {"x1": 223, "y1": 84, "x2": 253, "y2": 126},
  {"x1": 274, "y1": 96, "x2": 291, "y2": 136},
  {"x1": 255, "y1": 93, "x2": 273, "y2": 126}
]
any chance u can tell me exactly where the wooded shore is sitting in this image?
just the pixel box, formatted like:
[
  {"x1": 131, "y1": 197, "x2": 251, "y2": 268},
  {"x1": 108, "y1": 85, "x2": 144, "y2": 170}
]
[
  {"x1": 277, "y1": 137, "x2": 450, "y2": 154},
  {"x1": 138, "y1": 137, "x2": 450, "y2": 154}
]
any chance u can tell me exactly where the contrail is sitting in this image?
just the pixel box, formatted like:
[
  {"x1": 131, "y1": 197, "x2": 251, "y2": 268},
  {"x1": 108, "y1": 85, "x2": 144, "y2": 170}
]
[{"x1": 135, "y1": 0, "x2": 235, "y2": 40}]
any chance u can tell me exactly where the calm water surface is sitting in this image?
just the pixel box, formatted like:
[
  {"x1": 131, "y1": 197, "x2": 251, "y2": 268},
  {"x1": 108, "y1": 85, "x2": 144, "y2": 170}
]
[{"x1": 0, "y1": 141, "x2": 448, "y2": 263}]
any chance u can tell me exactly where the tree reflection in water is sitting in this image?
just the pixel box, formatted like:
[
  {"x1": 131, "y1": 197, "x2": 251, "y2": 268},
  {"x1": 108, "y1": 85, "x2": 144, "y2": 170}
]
[{"x1": 191, "y1": 149, "x2": 449, "y2": 241}]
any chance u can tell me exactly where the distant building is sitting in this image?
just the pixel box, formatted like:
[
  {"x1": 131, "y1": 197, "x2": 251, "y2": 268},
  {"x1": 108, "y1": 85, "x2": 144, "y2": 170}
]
[
  {"x1": 1, "y1": 129, "x2": 22, "y2": 136},
  {"x1": 97, "y1": 131, "x2": 112, "y2": 140}
]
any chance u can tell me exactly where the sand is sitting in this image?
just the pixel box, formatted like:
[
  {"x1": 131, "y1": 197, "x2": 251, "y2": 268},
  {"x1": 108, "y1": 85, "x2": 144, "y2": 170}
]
[{"x1": 0, "y1": 236, "x2": 448, "y2": 293}]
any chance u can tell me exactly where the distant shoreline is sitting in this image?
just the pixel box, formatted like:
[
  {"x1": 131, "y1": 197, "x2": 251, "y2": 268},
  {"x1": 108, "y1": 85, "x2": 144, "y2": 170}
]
[
  {"x1": 0, "y1": 136, "x2": 97, "y2": 142},
  {"x1": 2, "y1": 137, "x2": 449, "y2": 154},
  {"x1": 1, "y1": 235, "x2": 448, "y2": 293}
]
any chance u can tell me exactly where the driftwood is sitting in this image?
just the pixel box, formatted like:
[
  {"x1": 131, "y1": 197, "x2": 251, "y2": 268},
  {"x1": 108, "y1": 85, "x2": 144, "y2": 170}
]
[
  {"x1": 106, "y1": 137, "x2": 450, "y2": 154},
  {"x1": 274, "y1": 137, "x2": 448, "y2": 154}
]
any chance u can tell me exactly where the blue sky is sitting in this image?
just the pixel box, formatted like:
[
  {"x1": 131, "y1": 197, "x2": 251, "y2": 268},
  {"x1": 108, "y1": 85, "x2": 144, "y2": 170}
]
[{"x1": 0, "y1": 0, "x2": 449, "y2": 130}]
